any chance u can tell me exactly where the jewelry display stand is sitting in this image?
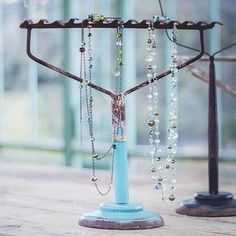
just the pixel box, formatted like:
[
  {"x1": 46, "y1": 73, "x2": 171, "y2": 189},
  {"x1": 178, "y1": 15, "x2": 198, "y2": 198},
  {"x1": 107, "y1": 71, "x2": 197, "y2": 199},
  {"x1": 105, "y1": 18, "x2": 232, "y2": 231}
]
[
  {"x1": 20, "y1": 19, "x2": 217, "y2": 229},
  {"x1": 176, "y1": 56, "x2": 236, "y2": 217}
]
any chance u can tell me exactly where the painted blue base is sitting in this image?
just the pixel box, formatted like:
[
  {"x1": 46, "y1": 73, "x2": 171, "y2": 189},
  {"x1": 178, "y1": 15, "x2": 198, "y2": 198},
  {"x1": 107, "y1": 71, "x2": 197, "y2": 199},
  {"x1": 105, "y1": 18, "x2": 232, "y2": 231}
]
[{"x1": 79, "y1": 203, "x2": 164, "y2": 230}]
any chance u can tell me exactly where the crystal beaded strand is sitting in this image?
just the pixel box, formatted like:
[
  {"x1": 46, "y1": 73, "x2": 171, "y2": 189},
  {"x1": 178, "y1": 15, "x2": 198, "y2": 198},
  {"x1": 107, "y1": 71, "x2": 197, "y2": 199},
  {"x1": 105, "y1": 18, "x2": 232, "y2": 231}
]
[
  {"x1": 165, "y1": 22, "x2": 178, "y2": 203},
  {"x1": 147, "y1": 22, "x2": 178, "y2": 204},
  {"x1": 146, "y1": 23, "x2": 156, "y2": 163},
  {"x1": 146, "y1": 24, "x2": 164, "y2": 198}
]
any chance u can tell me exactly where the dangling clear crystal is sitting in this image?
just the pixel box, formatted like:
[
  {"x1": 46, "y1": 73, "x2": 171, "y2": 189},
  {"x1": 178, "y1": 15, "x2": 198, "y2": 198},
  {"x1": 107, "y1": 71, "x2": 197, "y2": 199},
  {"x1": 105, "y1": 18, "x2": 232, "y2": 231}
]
[
  {"x1": 145, "y1": 55, "x2": 154, "y2": 63},
  {"x1": 155, "y1": 139, "x2": 160, "y2": 144},
  {"x1": 113, "y1": 71, "x2": 120, "y2": 77},
  {"x1": 155, "y1": 182, "x2": 162, "y2": 190},
  {"x1": 172, "y1": 48, "x2": 177, "y2": 54},
  {"x1": 116, "y1": 40, "x2": 123, "y2": 46},
  {"x1": 172, "y1": 132, "x2": 178, "y2": 139},
  {"x1": 147, "y1": 73, "x2": 153, "y2": 79},
  {"x1": 153, "y1": 91, "x2": 158, "y2": 96},
  {"x1": 171, "y1": 67, "x2": 178, "y2": 75},
  {"x1": 149, "y1": 139, "x2": 154, "y2": 144}
]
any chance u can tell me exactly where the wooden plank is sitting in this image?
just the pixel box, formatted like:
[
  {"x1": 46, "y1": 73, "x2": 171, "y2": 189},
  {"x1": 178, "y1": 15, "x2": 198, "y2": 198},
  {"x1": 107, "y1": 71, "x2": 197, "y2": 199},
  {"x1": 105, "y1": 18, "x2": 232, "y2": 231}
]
[{"x1": 0, "y1": 161, "x2": 235, "y2": 235}]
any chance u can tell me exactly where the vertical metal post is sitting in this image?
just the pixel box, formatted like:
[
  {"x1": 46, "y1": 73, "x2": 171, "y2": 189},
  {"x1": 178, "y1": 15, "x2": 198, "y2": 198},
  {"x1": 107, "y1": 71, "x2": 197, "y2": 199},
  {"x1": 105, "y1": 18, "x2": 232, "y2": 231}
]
[
  {"x1": 27, "y1": 1, "x2": 39, "y2": 140},
  {"x1": 79, "y1": 98, "x2": 163, "y2": 229},
  {"x1": 114, "y1": 140, "x2": 129, "y2": 204},
  {"x1": 63, "y1": 0, "x2": 74, "y2": 166},
  {"x1": 176, "y1": 55, "x2": 235, "y2": 217},
  {"x1": 208, "y1": 57, "x2": 218, "y2": 194},
  {"x1": 0, "y1": 1, "x2": 4, "y2": 141},
  {"x1": 112, "y1": 95, "x2": 129, "y2": 204},
  {"x1": 210, "y1": 0, "x2": 222, "y2": 148}
]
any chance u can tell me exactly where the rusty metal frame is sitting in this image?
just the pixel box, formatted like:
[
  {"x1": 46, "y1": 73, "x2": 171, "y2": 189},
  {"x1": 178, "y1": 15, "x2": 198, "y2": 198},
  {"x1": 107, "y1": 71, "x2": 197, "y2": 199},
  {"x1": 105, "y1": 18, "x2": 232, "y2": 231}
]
[
  {"x1": 25, "y1": 28, "x2": 116, "y2": 98},
  {"x1": 20, "y1": 19, "x2": 220, "y2": 98},
  {"x1": 20, "y1": 18, "x2": 220, "y2": 30}
]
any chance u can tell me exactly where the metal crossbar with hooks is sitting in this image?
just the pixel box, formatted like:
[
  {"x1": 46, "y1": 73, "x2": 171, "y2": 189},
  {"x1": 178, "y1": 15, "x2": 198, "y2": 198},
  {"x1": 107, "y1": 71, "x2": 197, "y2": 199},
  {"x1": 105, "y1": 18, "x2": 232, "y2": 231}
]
[{"x1": 20, "y1": 18, "x2": 221, "y2": 98}]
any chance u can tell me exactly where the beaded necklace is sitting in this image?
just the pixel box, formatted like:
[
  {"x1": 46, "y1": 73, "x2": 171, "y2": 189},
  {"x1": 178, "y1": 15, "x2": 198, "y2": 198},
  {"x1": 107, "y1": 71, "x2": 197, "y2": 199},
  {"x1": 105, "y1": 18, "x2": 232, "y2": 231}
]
[
  {"x1": 146, "y1": 22, "x2": 178, "y2": 203},
  {"x1": 79, "y1": 17, "x2": 124, "y2": 196}
]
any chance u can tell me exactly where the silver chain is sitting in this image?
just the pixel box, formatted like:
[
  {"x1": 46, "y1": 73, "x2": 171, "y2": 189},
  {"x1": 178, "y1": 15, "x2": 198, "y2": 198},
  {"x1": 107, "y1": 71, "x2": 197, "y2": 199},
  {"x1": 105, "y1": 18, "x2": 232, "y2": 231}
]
[
  {"x1": 79, "y1": 18, "x2": 124, "y2": 196},
  {"x1": 79, "y1": 25, "x2": 86, "y2": 147},
  {"x1": 80, "y1": 25, "x2": 116, "y2": 196}
]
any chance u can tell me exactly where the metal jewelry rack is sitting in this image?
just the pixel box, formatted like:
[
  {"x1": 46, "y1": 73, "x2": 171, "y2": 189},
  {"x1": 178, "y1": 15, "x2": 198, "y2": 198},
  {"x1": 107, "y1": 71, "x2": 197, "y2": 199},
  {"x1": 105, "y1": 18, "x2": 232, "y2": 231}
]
[{"x1": 20, "y1": 18, "x2": 219, "y2": 230}]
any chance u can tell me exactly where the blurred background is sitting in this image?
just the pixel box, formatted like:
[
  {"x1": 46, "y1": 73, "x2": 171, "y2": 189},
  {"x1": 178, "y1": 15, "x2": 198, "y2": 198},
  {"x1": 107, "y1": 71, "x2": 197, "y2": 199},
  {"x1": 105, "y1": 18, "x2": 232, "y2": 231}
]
[{"x1": 0, "y1": 0, "x2": 235, "y2": 167}]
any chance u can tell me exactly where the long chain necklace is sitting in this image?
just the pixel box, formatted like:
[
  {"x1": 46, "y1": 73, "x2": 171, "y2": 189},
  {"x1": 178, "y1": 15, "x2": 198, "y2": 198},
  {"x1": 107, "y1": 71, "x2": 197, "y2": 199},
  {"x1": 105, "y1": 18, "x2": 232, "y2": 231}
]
[
  {"x1": 146, "y1": 22, "x2": 178, "y2": 204},
  {"x1": 79, "y1": 17, "x2": 124, "y2": 196},
  {"x1": 83, "y1": 25, "x2": 115, "y2": 196},
  {"x1": 166, "y1": 23, "x2": 178, "y2": 202},
  {"x1": 79, "y1": 25, "x2": 86, "y2": 147}
]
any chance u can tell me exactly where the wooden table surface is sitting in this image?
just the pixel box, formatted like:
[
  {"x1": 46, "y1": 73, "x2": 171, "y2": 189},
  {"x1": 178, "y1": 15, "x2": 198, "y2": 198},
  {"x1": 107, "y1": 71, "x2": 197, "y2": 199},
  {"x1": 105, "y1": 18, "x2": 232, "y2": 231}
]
[{"x1": 0, "y1": 160, "x2": 235, "y2": 236}]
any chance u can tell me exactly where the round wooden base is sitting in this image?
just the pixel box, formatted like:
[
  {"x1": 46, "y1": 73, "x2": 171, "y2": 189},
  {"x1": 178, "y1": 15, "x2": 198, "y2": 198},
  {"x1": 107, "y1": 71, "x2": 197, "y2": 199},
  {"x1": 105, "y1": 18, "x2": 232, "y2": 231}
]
[
  {"x1": 79, "y1": 203, "x2": 164, "y2": 230},
  {"x1": 176, "y1": 192, "x2": 236, "y2": 217}
]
